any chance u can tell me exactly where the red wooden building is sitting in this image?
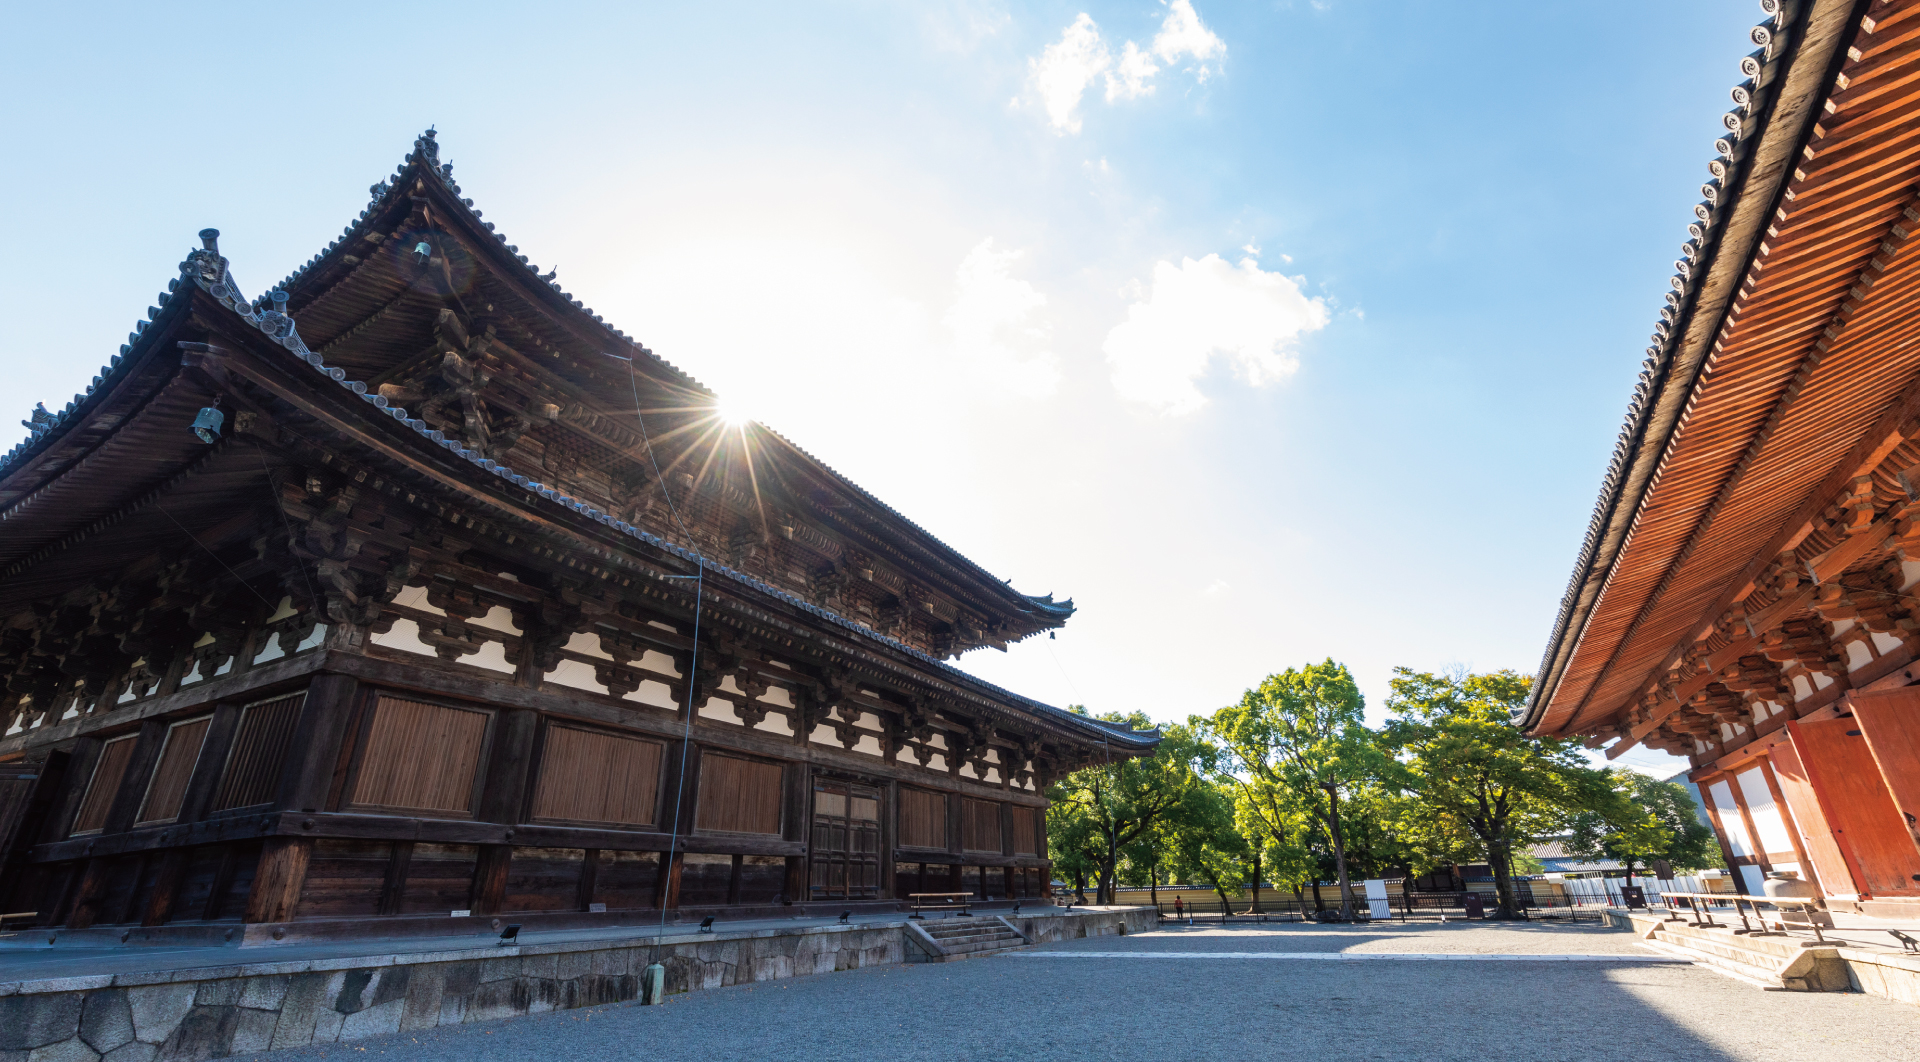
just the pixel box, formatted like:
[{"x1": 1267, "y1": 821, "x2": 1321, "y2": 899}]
[
  {"x1": 1525, "y1": 0, "x2": 1920, "y2": 918},
  {"x1": 0, "y1": 130, "x2": 1155, "y2": 934}
]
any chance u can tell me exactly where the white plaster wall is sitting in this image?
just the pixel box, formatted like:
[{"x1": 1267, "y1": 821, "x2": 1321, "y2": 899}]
[
  {"x1": 566, "y1": 632, "x2": 612, "y2": 661},
  {"x1": 546, "y1": 659, "x2": 609, "y2": 695},
  {"x1": 625, "y1": 680, "x2": 677, "y2": 711}
]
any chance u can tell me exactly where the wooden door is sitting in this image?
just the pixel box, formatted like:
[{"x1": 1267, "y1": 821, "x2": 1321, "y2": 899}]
[
  {"x1": 1847, "y1": 687, "x2": 1920, "y2": 861},
  {"x1": 1769, "y1": 742, "x2": 1863, "y2": 897},
  {"x1": 810, "y1": 781, "x2": 880, "y2": 900},
  {"x1": 1787, "y1": 718, "x2": 1920, "y2": 898}
]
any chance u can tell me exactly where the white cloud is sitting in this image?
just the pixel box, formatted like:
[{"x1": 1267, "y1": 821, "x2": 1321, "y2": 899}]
[
  {"x1": 1031, "y1": 3, "x2": 1226, "y2": 133},
  {"x1": 1104, "y1": 252, "x2": 1329, "y2": 414},
  {"x1": 945, "y1": 239, "x2": 1059, "y2": 398},
  {"x1": 1107, "y1": 41, "x2": 1157, "y2": 101},
  {"x1": 1029, "y1": 14, "x2": 1110, "y2": 133},
  {"x1": 1151, "y1": 0, "x2": 1226, "y2": 79},
  {"x1": 926, "y1": 0, "x2": 1011, "y2": 54}
]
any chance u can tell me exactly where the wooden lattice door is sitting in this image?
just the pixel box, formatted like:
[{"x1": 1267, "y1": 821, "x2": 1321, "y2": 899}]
[{"x1": 810, "y1": 781, "x2": 880, "y2": 899}]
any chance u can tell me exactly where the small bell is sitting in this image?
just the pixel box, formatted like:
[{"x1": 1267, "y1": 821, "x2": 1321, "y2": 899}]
[{"x1": 190, "y1": 407, "x2": 224, "y2": 444}]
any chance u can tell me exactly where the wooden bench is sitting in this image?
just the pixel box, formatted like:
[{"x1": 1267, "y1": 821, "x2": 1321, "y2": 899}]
[{"x1": 908, "y1": 892, "x2": 973, "y2": 919}]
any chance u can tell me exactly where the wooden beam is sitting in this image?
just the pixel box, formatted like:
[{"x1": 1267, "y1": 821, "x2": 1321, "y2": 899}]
[{"x1": 278, "y1": 673, "x2": 360, "y2": 813}]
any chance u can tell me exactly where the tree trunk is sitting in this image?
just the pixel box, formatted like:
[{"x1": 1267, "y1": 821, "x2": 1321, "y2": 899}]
[
  {"x1": 1488, "y1": 837, "x2": 1517, "y2": 919},
  {"x1": 1310, "y1": 878, "x2": 1324, "y2": 914},
  {"x1": 1074, "y1": 868, "x2": 1088, "y2": 904},
  {"x1": 1325, "y1": 786, "x2": 1357, "y2": 920},
  {"x1": 1623, "y1": 857, "x2": 1637, "y2": 888}
]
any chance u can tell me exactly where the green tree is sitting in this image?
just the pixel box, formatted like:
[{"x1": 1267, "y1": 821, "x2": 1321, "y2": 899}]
[
  {"x1": 1163, "y1": 779, "x2": 1250, "y2": 911},
  {"x1": 1045, "y1": 713, "x2": 1216, "y2": 905},
  {"x1": 1564, "y1": 769, "x2": 1723, "y2": 883},
  {"x1": 1383, "y1": 668, "x2": 1636, "y2": 919},
  {"x1": 1208, "y1": 660, "x2": 1385, "y2": 920}
]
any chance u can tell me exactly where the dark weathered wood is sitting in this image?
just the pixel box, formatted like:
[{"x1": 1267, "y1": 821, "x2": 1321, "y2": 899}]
[
  {"x1": 245, "y1": 837, "x2": 312, "y2": 923},
  {"x1": 576, "y1": 847, "x2": 599, "y2": 911},
  {"x1": 179, "y1": 702, "x2": 243, "y2": 823},
  {"x1": 46, "y1": 738, "x2": 104, "y2": 841},
  {"x1": 63, "y1": 857, "x2": 113, "y2": 928},
  {"x1": 280, "y1": 673, "x2": 360, "y2": 812},
  {"x1": 140, "y1": 848, "x2": 188, "y2": 926},
  {"x1": 379, "y1": 841, "x2": 414, "y2": 915},
  {"x1": 472, "y1": 843, "x2": 511, "y2": 914},
  {"x1": 201, "y1": 844, "x2": 240, "y2": 920},
  {"x1": 660, "y1": 850, "x2": 683, "y2": 909}
]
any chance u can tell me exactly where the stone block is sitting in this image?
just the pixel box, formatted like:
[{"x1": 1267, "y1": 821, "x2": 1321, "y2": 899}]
[
  {"x1": 156, "y1": 1005, "x2": 237, "y2": 1062},
  {"x1": 100, "y1": 1043, "x2": 155, "y2": 1062},
  {"x1": 331, "y1": 970, "x2": 375, "y2": 1015},
  {"x1": 338, "y1": 999, "x2": 404, "y2": 1041},
  {"x1": 227, "y1": 1010, "x2": 276, "y2": 1056},
  {"x1": 399, "y1": 965, "x2": 446, "y2": 1032},
  {"x1": 366, "y1": 967, "x2": 411, "y2": 1011},
  {"x1": 189, "y1": 981, "x2": 239, "y2": 1009},
  {"x1": 26, "y1": 1039, "x2": 99, "y2": 1062},
  {"x1": 553, "y1": 950, "x2": 591, "y2": 982},
  {"x1": 78, "y1": 990, "x2": 134, "y2": 1054},
  {"x1": 309, "y1": 1005, "x2": 344, "y2": 1045},
  {"x1": 463, "y1": 979, "x2": 527, "y2": 1023},
  {"x1": 124, "y1": 987, "x2": 194, "y2": 1047},
  {"x1": 237, "y1": 976, "x2": 289, "y2": 1011},
  {"x1": 436, "y1": 963, "x2": 481, "y2": 1026},
  {"x1": 479, "y1": 958, "x2": 518, "y2": 984},
  {"x1": 520, "y1": 954, "x2": 557, "y2": 981},
  {"x1": 268, "y1": 973, "x2": 332, "y2": 1050},
  {"x1": 0, "y1": 995, "x2": 84, "y2": 1051}
]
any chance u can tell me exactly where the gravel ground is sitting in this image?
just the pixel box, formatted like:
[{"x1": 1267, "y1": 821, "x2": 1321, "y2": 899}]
[{"x1": 250, "y1": 921, "x2": 1920, "y2": 1062}]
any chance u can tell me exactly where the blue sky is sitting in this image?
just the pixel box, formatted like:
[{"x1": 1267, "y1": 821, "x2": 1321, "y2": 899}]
[{"x1": 0, "y1": 1, "x2": 1761, "y2": 774}]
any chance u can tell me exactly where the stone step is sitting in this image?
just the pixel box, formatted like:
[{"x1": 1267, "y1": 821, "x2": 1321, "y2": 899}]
[
  {"x1": 1654, "y1": 929, "x2": 1794, "y2": 969},
  {"x1": 1657, "y1": 920, "x2": 1808, "y2": 962},
  {"x1": 944, "y1": 938, "x2": 1028, "y2": 956},
  {"x1": 1643, "y1": 935, "x2": 1785, "y2": 989}
]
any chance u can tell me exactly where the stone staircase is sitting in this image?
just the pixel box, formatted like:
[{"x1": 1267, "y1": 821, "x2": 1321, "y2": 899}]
[
  {"x1": 907, "y1": 916, "x2": 1032, "y2": 962},
  {"x1": 1639, "y1": 915, "x2": 1849, "y2": 991}
]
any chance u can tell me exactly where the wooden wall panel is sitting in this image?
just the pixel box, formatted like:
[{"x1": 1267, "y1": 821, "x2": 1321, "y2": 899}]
[
  {"x1": 898, "y1": 788, "x2": 946, "y2": 850},
  {"x1": 213, "y1": 693, "x2": 306, "y2": 812},
  {"x1": 962, "y1": 798, "x2": 1002, "y2": 853},
  {"x1": 693, "y1": 755, "x2": 782, "y2": 835},
  {"x1": 349, "y1": 697, "x2": 489, "y2": 816},
  {"x1": 530, "y1": 725, "x2": 661, "y2": 827},
  {"x1": 297, "y1": 839, "x2": 390, "y2": 918},
  {"x1": 1788, "y1": 718, "x2": 1920, "y2": 898},
  {"x1": 1010, "y1": 807, "x2": 1037, "y2": 855},
  {"x1": 1848, "y1": 687, "x2": 1920, "y2": 861},
  {"x1": 136, "y1": 717, "x2": 211, "y2": 826},
  {"x1": 70, "y1": 736, "x2": 137, "y2": 836},
  {"x1": 397, "y1": 842, "x2": 478, "y2": 914},
  {"x1": 738, "y1": 855, "x2": 785, "y2": 905},
  {"x1": 594, "y1": 849, "x2": 658, "y2": 910},
  {"x1": 502, "y1": 847, "x2": 586, "y2": 913},
  {"x1": 679, "y1": 853, "x2": 732, "y2": 906}
]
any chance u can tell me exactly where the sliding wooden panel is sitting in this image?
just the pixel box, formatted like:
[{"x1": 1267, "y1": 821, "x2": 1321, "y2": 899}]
[
  {"x1": 212, "y1": 693, "x2": 306, "y2": 812},
  {"x1": 135, "y1": 717, "x2": 212, "y2": 826},
  {"x1": 70, "y1": 736, "x2": 137, "y2": 836},
  {"x1": 1010, "y1": 807, "x2": 1037, "y2": 855},
  {"x1": 962, "y1": 798, "x2": 1002, "y2": 853},
  {"x1": 348, "y1": 697, "x2": 490, "y2": 816},
  {"x1": 898, "y1": 788, "x2": 946, "y2": 849},
  {"x1": 530, "y1": 724, "x2": 661, "y2": 827},
  {"x1": 693, "y1": 754, "x2": 783, "y2": 835}
]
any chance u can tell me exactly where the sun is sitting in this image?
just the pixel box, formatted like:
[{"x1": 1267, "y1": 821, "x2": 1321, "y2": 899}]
[{"x1": 715, "y1": 395, "x2": 753, "y2": 427}]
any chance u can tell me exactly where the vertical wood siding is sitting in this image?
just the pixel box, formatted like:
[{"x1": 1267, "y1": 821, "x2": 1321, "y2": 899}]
[
  {"x1": 136, "y1": 717, "x2": 211, "y2": 825},
  {"x1": 897, "y1": 788, "x2": 946, "y2": 849},
  {"x1": 349, "y1": 697, "x2": 489, "y2": 815},
  {"x1": 530, "y1": 725, "x2": 661, "y2": 826},
  {"x1": 962, "y1": 798, "x2": 1002, "y2": 853},
  {"x1": 70, "y1": 736, "x2": 137, "y2": 835},
  {"x1": 213, "y1": 692, "x2": 306, "y2": 812},
  {"x1": 1010, "y1": 806, "x2": 1037, "y2": 855},
  {"x1": 693, "y1": 755, "x2": 782, "y2": 835}
]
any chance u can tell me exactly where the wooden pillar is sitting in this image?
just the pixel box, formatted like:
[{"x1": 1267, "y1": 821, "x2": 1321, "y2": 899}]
[
  {"x1": 103, "y1": 719, "x2": 169, "y2": 835},
  {"x1": 946, "y1": 790, "x2": 962, "y2": 858},
  {"x1": 477, "y1": 709, "x2": 538, "y2": 824},
  {"x1": 660, "y1": 851, "x2": 685, "y2": 909},
  {"x1": 1694, "y1": 776, "x2": 1746, "y2": 885},
  {"x1": 1725, "y1": 770, "x2": 1773, "y2": 875},
  {"x1": 1848, "y1": 687, "x2": 1920, "y2": 859},
  {"x1": 141, "y1": 849, "x2": 188, "y2": 927},
  {"x1": 726, "y1": 853, "x2": 743, "y2": 905},
  {"x1": 471, "y1": 844, "x2": 512, "y2": 915},
  {"x1": 881, "y1": 779, "x2": 898, "y2": 900},
  {"x1": 1758, "y1": 756, "x2": 1822, "y2": 894},
  {"x1": 41, "y1": 738, "x2": 101, "y2": 843},
  {"x1": 577, "y1": 849, "x2": 600, "y2": 912},
  {"x1": 244, "y1": 837, "x2": 313, "y2": 923},
  {"x1": 178, "y1": 702, "x2": 243, "y2": 824},
  {"x1": 277, "y1": 674, "x2": 360, "y2": 812},
  {"x1": 379, "y1": 841, "x2": 414, "y2": 916},
  {"x1": 64, "y1": 858, "x2": 114, "y2": 928}
]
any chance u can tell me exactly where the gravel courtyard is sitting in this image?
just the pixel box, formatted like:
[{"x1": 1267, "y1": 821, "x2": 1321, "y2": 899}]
[{"x1": 250, "y1": 920, "x2": 1920, "y2": 1062}]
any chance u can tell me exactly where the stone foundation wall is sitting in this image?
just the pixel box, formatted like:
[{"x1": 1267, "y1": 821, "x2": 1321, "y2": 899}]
[{"x1": 0, "y1": 909, "x2": 1154, "y2": 1060}]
